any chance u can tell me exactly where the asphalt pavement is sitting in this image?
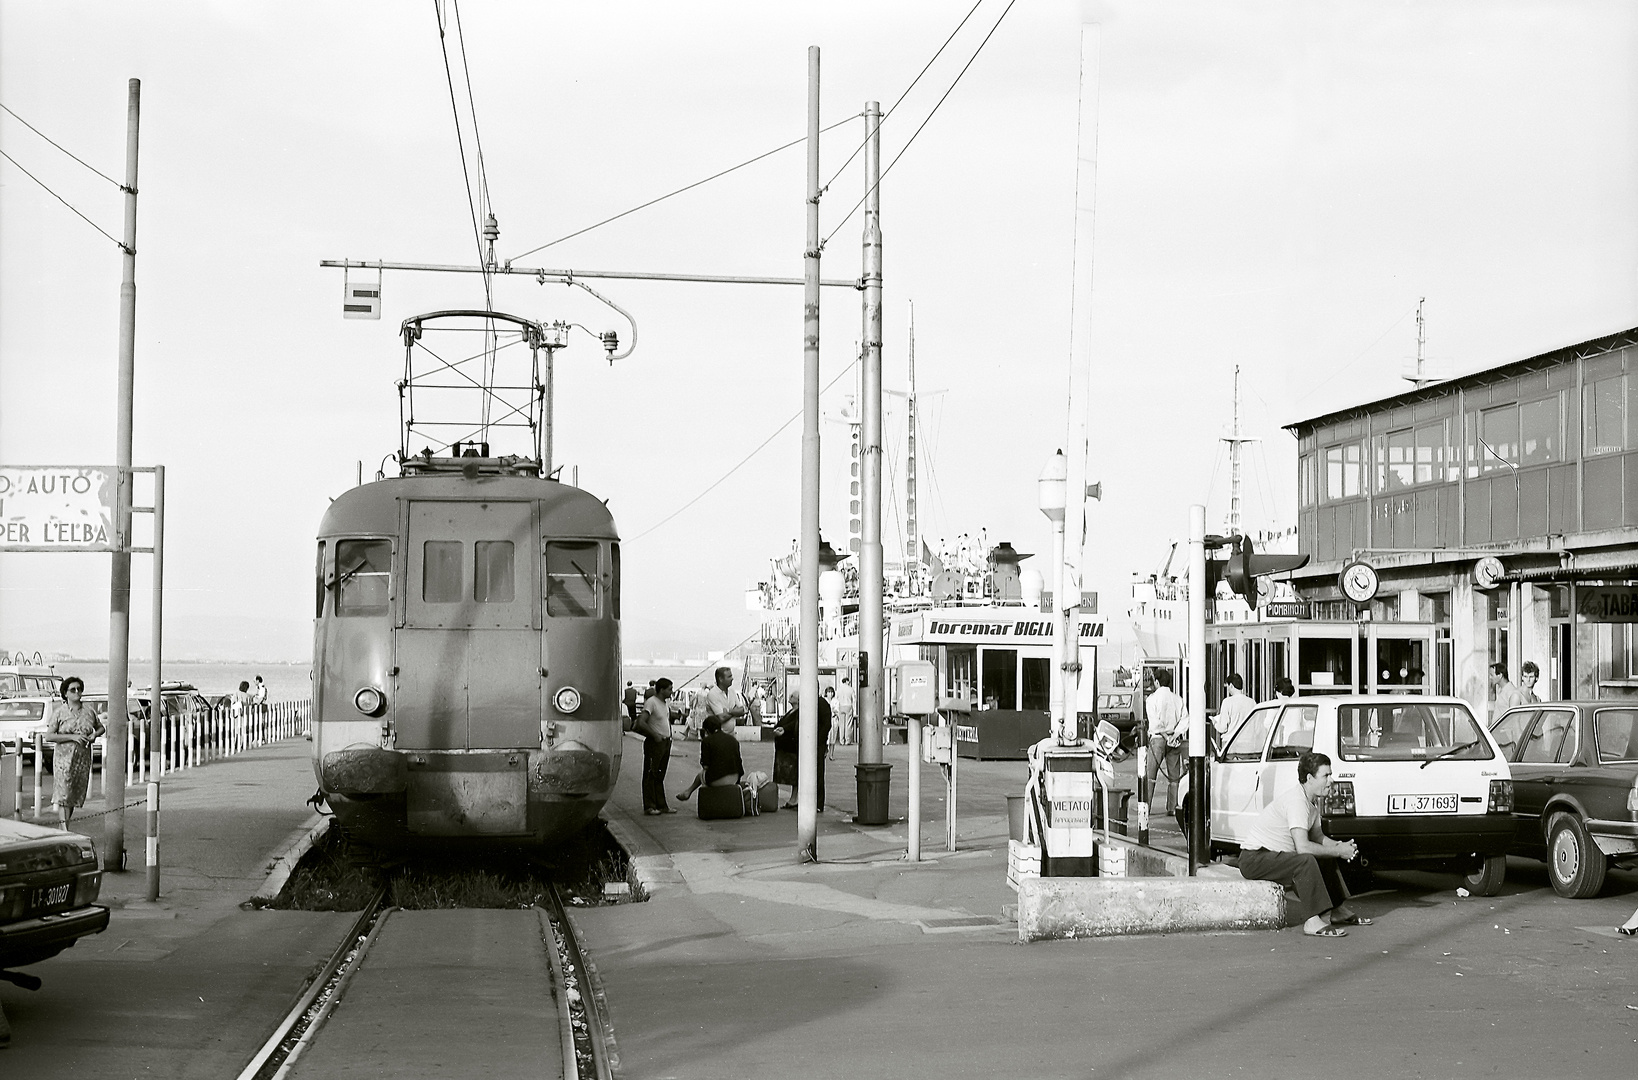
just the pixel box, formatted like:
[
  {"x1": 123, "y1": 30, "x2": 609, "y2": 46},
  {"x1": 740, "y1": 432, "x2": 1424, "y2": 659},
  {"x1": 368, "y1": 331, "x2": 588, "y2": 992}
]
[
  {"x1": 0, "y1": 739, "x2": 349, "y2": 1076},
  {"x1": 580, "y1": 730, "x2": 1638, "y2": 1080}
]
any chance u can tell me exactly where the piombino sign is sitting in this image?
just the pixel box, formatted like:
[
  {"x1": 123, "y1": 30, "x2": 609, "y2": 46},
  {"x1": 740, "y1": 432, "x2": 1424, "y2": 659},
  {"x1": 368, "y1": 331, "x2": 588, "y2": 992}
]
[{"x1": 0, "y1": 466, "x2": 118, "y2": 551}]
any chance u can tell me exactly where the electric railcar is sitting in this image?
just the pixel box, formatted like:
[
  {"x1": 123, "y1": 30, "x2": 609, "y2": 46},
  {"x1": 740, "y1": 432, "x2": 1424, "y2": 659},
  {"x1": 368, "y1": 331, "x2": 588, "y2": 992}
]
[{"x1": 312, "y1": 459, "x2": 622, "y2": 848}]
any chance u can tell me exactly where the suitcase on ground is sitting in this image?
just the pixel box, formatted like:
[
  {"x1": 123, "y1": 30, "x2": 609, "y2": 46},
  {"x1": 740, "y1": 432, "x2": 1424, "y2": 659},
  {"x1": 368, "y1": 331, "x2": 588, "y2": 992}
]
[
  {"x1": 698, "y1": 784, "x2": 745, "y2": 820},
  {"x1": 756, "y1": 780, "x2": 779, "y2": 812}
]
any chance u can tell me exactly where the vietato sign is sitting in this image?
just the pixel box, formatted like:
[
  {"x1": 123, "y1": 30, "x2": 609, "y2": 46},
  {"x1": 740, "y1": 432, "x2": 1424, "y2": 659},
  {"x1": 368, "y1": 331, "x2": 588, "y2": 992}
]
[{"x1": 0, "y1": 466, "x2": 119, "y2": 551}]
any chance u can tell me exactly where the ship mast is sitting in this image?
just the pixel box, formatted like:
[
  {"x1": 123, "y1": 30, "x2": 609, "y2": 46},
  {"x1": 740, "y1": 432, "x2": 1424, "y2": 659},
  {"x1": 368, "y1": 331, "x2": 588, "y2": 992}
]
[
  {"x1": 905, "y1": 302, "x2": 920, "y2": 594},
  {"x1": 1221, "y1": 365, "x2": 1257, "y2": 537},
  {"x1": 1404, "y1": 296, "x2": 1432, "y2": 389}
]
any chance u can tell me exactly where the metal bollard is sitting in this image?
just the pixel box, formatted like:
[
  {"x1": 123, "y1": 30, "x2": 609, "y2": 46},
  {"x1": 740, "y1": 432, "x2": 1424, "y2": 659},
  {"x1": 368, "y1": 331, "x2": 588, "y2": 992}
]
[
  {"x1": 32, "y1": 732, "x2": 44, "y2": 822},
  {"x1": 11, "y1": 747, "x2": 21, "y2": 818},
  {"x1": 146, "y1": 780, "x2": 159, "y2": 902}
]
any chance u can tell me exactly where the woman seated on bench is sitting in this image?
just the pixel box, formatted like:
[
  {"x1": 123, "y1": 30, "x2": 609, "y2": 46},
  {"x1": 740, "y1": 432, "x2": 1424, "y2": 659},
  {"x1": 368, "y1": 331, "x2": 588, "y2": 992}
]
[{"x1": 677, "y1": 716, "x2": 744, "y2": 802}]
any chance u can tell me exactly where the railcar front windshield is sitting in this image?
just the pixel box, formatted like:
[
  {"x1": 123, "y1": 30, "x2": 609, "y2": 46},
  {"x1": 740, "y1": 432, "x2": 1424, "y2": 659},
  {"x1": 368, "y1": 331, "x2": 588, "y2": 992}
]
[
  {"x1": 335, "y1": 539, "x2": 392, "y2": 616},
  {"x1": 1337, "y1": 701, "x2": 1494, "y2": 762}
]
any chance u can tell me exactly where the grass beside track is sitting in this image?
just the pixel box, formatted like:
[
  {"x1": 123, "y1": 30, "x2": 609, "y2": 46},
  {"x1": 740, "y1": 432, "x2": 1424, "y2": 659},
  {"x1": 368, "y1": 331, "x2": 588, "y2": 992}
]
[{"x1": 268, "y1": 822, "x2": 644, "y2": 911}]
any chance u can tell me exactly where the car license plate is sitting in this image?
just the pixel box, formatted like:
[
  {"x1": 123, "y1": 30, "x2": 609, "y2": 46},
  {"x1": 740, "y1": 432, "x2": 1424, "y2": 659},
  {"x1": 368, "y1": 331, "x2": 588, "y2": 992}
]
[
  {"x1": 1389, "y1": 793, "x2": 1458, "y2": 814},
  {"x1": 30, "y1": 881, "x2": 72, "y2": 914}
]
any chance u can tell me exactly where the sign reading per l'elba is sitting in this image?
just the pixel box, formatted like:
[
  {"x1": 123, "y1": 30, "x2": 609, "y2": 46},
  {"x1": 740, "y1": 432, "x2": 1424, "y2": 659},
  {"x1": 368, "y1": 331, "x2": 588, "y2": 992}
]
[{"x1": 0, "y1": 466, "x2": 118, "y2": 551}]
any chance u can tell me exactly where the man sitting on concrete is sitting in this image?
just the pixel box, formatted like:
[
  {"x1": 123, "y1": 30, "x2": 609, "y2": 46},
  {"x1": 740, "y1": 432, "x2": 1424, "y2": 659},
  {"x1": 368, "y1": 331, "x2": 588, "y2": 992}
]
[{"x1": 1237, "y1": 751, "x2": 1368, "y2": 938}]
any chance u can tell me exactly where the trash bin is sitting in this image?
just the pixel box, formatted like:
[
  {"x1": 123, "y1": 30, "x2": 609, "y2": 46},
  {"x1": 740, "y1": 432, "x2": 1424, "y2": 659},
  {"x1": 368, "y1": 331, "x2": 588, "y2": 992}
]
[
  {"x1": 855, "y1": 762, "x2": 891, "y2": 825},
  {"x1": 1006, "y1": 794, "x2": 1027, "y2": 843}
]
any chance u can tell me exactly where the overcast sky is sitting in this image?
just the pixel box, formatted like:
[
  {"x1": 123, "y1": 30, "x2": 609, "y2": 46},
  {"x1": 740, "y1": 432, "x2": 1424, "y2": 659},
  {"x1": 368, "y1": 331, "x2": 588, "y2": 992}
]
[{"x1": 2, "y1": 0, "x2": 1634, "y2": 663}]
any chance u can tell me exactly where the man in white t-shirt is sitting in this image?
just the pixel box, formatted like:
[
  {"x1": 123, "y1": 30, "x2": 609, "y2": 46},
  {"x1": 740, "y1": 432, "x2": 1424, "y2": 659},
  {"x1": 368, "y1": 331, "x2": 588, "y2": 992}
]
[
  {"x1": 1238, "y1": 751, "x2": 1367, "y2": 937},
  {"x1": 1214, "y1": 674, "x2": 1255, "y2": 741},
  {"x1": 703, "y1": 667, "x2": 747, "y2": 736},
  {"x1": 1143, "y1": 669, "x2": 1187, "y2": 802}
]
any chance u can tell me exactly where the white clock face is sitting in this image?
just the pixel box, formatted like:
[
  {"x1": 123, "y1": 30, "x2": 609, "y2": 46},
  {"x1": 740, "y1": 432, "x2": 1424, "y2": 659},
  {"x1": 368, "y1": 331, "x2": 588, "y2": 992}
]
[{"x1": 1342, "y1": 563, "x2": 1378, "y2": 603}]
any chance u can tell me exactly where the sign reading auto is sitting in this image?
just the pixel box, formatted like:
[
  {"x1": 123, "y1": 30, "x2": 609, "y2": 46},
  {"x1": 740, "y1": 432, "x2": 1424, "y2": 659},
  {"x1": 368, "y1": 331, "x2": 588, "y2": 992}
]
[{"x1": 0, "y1": 466, "x2": 118, "y2": 551}]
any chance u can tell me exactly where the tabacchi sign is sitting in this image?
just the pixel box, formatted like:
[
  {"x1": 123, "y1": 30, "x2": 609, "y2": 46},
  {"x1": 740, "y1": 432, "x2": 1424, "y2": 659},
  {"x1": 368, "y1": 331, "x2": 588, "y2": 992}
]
[{"x1": 0, "y1": 466, "x2": 118, "y2": 551}]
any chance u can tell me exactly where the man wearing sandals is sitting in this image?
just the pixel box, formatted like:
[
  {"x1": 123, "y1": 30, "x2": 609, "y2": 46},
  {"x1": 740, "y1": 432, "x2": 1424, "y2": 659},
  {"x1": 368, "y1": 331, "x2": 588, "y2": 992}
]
[{"x1": 1238, "y1": 751, "x2": 1370, "y2": 938}]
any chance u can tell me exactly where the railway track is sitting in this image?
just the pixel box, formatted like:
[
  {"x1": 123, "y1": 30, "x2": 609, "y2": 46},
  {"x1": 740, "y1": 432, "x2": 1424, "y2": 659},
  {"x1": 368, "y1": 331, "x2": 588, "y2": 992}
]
[{"x1": 235, "y1": 886, "x2": 617, "y2": 1080}]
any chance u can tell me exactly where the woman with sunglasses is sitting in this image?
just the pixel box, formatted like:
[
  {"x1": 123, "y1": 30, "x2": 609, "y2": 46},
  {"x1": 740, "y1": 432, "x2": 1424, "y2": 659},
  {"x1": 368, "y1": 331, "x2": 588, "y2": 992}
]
[{"x1": 44, "y1": 676, "x2": 104, "y2": 826}]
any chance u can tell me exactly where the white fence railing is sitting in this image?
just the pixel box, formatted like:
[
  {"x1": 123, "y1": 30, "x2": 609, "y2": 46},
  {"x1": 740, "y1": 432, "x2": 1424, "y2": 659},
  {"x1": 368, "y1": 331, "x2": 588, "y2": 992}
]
[{"x1": 3, "y1": 698, "x2": 311, "y2": 822}]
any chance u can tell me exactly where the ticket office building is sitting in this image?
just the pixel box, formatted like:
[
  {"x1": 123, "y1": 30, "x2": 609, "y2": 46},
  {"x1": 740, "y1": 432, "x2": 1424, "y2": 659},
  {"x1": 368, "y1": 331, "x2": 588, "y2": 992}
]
[{"x1": 1286, "y1": 325, "x2": 1638, "y2": 716}]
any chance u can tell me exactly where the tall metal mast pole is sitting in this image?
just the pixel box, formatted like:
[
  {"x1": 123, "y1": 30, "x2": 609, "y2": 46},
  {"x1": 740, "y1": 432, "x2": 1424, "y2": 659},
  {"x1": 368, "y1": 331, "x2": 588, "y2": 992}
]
[
  {"x1": 1058, "y1": 25, "x2": 1101, "y2": 746},
  {"x1": 859, "y1": 100, "x2": 884, "y2": 764},
  {"x1": 797, "y1": 46, "x2": 822, "y2": 860},
  {"x1": 105, "y1": 78, "x2": 140, "y2": 869}
]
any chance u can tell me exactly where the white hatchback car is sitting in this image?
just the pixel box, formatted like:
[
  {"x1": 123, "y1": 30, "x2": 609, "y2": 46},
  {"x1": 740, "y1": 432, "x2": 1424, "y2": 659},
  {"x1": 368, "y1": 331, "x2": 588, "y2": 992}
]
[{"x1": 1183, "y1": 695, "x2": 1516, "y2": 895}]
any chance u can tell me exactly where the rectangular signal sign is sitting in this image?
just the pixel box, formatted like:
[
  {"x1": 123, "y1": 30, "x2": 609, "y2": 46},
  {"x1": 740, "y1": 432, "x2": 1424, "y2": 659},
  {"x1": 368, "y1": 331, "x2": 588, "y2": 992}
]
[{"x1": 343, "y1": 280, "x2": 381, "y2": 320}]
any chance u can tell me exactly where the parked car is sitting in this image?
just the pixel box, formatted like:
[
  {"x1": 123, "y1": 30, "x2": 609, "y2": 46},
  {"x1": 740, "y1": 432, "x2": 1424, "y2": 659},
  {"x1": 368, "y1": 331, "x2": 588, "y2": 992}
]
[
  {"x1": 0, "y1": 696, "x2": 56, "y2": 767},
  {"x1": 0, "y1": 817, "x2": 110, "y2": 979},
  {"x1": 0, "y1": 666, "x2": 57, "y2": 698},
  {"x1": 1092, "y1": 689, "x2": 1137, "y2": 749},
  {"x1": 1179, "y1": 695, "x2": 1516, "y2": 895},
  {"x1": 1488, "y1": 701, "x2": 1638, "y2": 898}
]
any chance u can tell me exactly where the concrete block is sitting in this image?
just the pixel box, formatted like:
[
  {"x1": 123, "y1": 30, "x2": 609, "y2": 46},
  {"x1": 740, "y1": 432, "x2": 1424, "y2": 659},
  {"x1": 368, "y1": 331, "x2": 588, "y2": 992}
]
[{"x1": 1015, "y1": 876, "x2": 1286, "y2": 941}]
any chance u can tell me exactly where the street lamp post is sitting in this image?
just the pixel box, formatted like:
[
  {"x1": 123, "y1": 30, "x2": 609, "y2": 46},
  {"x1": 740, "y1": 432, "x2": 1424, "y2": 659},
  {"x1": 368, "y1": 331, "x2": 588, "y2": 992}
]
[{"x1": 1038, "y1": 450, "x2": 1068, "y2": 744}]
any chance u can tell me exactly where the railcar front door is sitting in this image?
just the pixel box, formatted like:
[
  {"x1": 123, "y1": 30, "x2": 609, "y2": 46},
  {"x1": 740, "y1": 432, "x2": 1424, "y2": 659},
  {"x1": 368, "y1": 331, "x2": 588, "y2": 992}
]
[{"x1": 397, "y1": 500, "x2": 541, "y2": 753}]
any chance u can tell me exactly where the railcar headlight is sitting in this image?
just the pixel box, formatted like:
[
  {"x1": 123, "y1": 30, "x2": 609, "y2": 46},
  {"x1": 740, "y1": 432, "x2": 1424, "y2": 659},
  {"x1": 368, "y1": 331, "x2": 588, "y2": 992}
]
[
  {"x1": 354, "y1": 686, "x2": 386, "y2": 717},
  {"x1": 553, "y1": 686, "x2": 582, "y2": 714}
]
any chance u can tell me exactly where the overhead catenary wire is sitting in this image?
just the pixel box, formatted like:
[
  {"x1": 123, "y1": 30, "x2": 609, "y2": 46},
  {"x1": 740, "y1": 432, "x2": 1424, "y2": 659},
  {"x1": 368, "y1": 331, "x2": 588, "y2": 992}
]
[
  {"x1": 821, "y1": 0, "x2": 1019, "y2": 250},
  {"x1": 0, "y1": 101, "x2": 128, "y2": 190},
  {"x1": 433, "y1": 0, "x2": 490, "y2": 300},
  {"x1": 817, "y1": 0, "x2": 987, "y2": 197},
  {"x1": 628, "y1": 359, "x2": 860, "y2": 543},
  {"x1": 508, "y1": 117, "x2": 859, "y2": 263},
  {"x1": 0, "y1": 147, "x2": 129, "y2": 253}
]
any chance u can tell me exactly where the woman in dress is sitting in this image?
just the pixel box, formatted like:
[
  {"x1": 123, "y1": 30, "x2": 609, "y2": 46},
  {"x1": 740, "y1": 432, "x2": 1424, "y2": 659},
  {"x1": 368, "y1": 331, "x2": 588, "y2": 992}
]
[{"x1": 44, "y1": 676, "x2": 104, "y2": 826}]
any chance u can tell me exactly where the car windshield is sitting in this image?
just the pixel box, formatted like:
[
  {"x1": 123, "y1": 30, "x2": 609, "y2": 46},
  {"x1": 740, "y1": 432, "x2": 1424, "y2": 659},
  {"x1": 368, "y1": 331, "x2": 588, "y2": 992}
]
[{"x1": 1336, "y1": 701, "x2": 1494, "y2": 762}]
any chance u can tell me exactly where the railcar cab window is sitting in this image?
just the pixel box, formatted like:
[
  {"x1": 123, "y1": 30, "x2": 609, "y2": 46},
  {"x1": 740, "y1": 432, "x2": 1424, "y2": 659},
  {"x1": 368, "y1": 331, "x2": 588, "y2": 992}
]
[
  {"x1": 546, "y1": 541, "x2": 601, "y2": 617},
  {"x1": 1336, "y1": 701, "x2": 1492, "y2": 762},
  {"x1": 335, "y1": 539, "x2": 392, "y2": 616},
  {"x1": 475, "y1": 541, "x2": 515, "y2": 603}
]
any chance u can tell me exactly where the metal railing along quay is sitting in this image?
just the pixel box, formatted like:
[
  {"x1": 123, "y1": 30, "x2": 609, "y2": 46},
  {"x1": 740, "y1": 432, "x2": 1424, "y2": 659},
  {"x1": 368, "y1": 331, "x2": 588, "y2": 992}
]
[{"x1": 2, "y1": 699, "x2": 311, "y2": 823}]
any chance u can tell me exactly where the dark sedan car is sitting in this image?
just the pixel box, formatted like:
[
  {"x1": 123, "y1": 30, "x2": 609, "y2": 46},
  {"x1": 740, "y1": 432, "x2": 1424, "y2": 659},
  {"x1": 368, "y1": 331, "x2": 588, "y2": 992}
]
[
  {"x1": 1, "y1": 817, "x2": 110, "y2": 978},
  {"x1": 1489, "y1": 701, "x2": 1638, "y2": 897}
]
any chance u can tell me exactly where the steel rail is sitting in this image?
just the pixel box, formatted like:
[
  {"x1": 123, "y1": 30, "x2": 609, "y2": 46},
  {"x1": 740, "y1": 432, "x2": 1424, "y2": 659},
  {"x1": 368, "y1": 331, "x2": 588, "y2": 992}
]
[
  {"x1": 543, "y1": 885, "x2": 618, "y2": 1080},
  {"x1": 233, "y1": 886, "x2": 391, "y2": 1080}
]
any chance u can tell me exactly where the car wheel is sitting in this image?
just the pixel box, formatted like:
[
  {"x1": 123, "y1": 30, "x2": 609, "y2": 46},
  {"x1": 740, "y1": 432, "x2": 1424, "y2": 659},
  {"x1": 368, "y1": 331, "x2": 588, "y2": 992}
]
[
  {"x1": 1547, "y1": 812, "x2": 1607, "y2": 899},
  {"x1": 1462, "y1": 854, "x2": 1506, "y2": 897}
]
